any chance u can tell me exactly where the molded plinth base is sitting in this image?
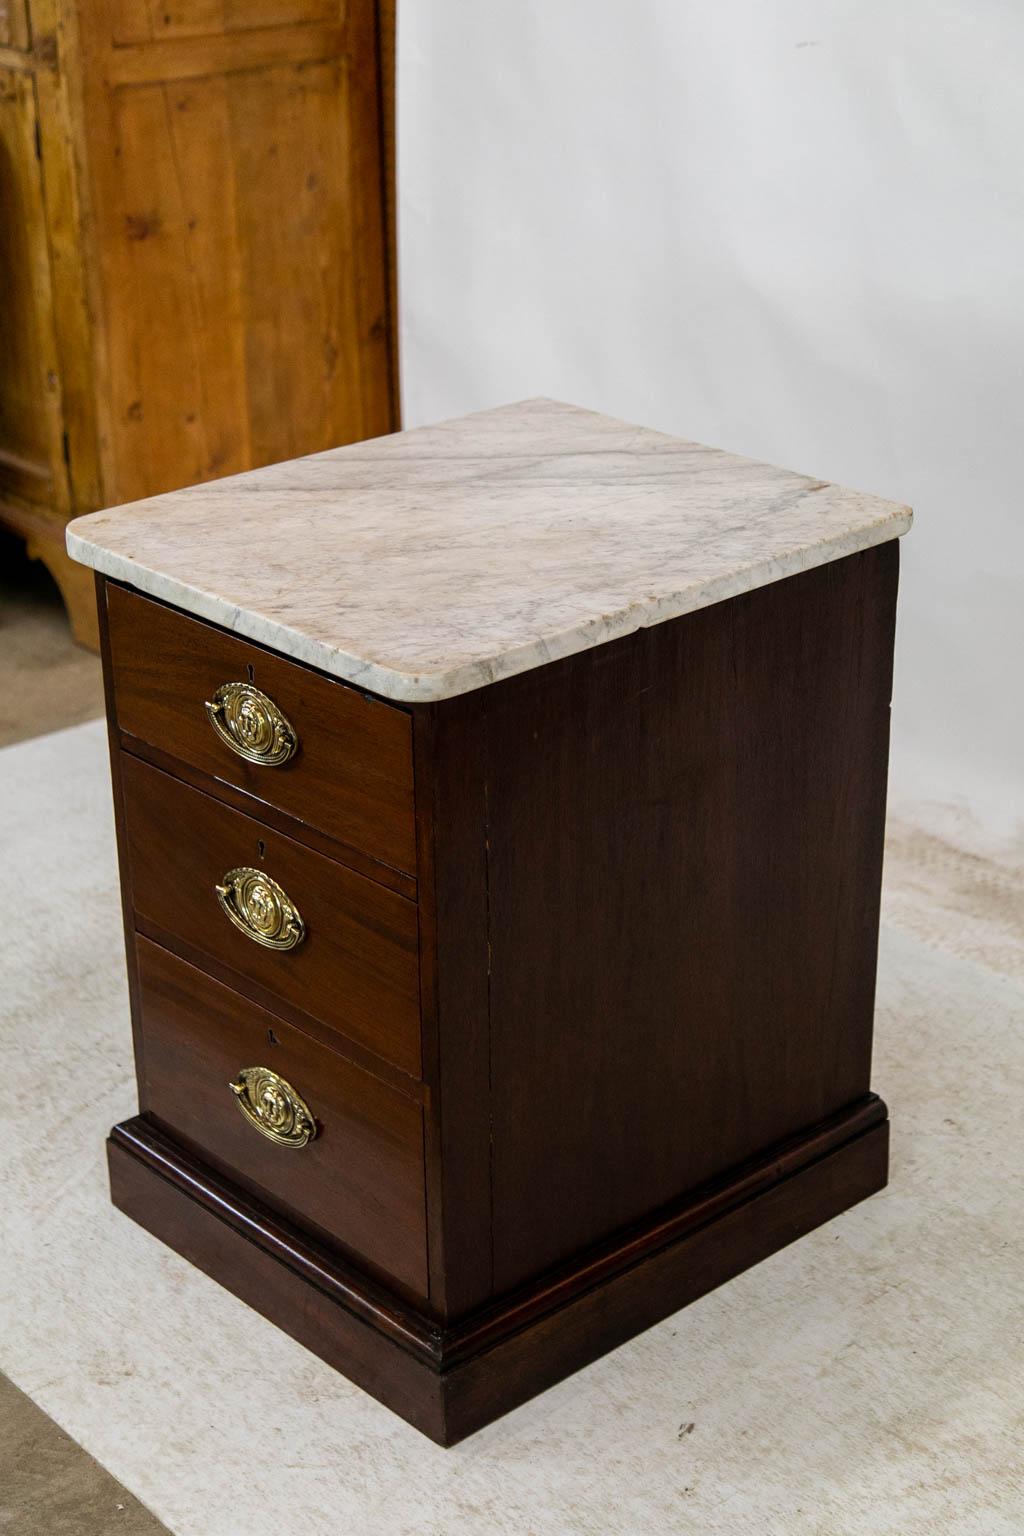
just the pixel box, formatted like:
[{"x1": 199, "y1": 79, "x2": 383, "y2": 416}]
[{"x1": 108, "y1": 1099, "x2": 889, "y2": 1445}]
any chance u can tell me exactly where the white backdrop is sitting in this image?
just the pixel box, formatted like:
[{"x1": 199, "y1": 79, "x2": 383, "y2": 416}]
[{"x1": 398, "y1": 1, "x2": 1024, "y2": 829}]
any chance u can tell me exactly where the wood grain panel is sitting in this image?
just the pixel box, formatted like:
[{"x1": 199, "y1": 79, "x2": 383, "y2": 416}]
[
  {"x1": 98, "y1": 74, "x2": 248, "y2": 493},
  {"x1": 136, "y1": 937, "x2": 427, "y2": 1293},
  {"x1": 76, "y1": 0, "x2": 392, "y2": 506},
  {"x1": 103, "y1": 25, "x2": 346, "y2": 85},
  {"x1": 442, "y1": 1120, "x2": 890, "y2": 1444},
  {"x1": 121, "y1": 754, "x2": 422, "y2": 1077},
  {"x1": 482, "y1": 545, "x2": 899, "y2": 1292},
  {"x1": 107, "y1": 1103, "x2": 888, "y2": 1444},
  {"x1": 0, "y1": 69, "x2": 61, "y2": 509},
  {"x1": 32, "y1": 0, "x2": 105, "y2": 520},
  {"x1": 413, "y1": 698, "x2": 494, "y2": 1320},
  {"x1": 0, "y1": 1, "x2": 395, "y2": 649},
  {"x1": 96, "y1": 536, "x2": 902, "y2": 1438},
  {"x1": 106, "y1": 583, "x2": 416, "y2": 877},
  {"x1": 0, "y1": 0, "x2": 28, "y2": 52},
  {"x1": 229, "y1": 55, "x2": 365, "y2": 463},
  {"x1": 109, "y1": 1120, "x2": 448, "y2": 1435},
  {"x1": 111, "y1": 0, "x2": 337, "y2": 46}
]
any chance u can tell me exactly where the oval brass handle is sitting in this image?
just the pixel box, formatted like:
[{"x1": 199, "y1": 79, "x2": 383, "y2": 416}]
[
  {"x1": 215, "y1": 867, "x2": 305, "y2": 951},
  {"x1": 230, "y1": 1065, "x2": 316, "y2": 1148},
  {"x1": 205, "y1": 682, "x2": 298, "y2": 766}
]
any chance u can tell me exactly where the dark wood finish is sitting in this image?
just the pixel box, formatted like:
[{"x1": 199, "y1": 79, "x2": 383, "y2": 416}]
[
  {"x1": 441, "y1": 1115, "x2": 889, "y2": 1445},
  {"x1": 0, "y1": 0, "x2": 397, "y2": 648},
  {"x1": 108, "y1": 1099, "x2": 888, "y2": 1446},
  {"x1": 442, "y1": 1094, "x2": 886, "y2": 1367},
  {"x1": 97, "y1": 540, "x2": 900, "y2": 1441},
  {"x1": 99, "y1": 581, "x2": 421, "y2": 1111},
  {"x1": 106, "y1": 583, "x2": 416, "y2": 877},
  {"x1": 413, "y1": 697, "x2": 494, "y2": 1320},
  {"x1": 119, "y1": 732, "x2": 416, "y2": 900},
  {"x1": 478, "y1": 543, "x2": 898, "y2": 1291},
  {"x1": 136, "y1": 938, "x2": 427, "y2": 1294},
  {"x1": 121, "y1": 753, "x2": 422, "y2": 1078},
  {"x1": 108, "y1": 1120, "x2": 447, "y2": 1440}
]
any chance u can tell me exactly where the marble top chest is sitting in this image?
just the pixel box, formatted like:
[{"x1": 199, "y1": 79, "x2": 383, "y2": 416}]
[{"x1": 68, "y1": 399, "x2": 911, "y2": 1443}]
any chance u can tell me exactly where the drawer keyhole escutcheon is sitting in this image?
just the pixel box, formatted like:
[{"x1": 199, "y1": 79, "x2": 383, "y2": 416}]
[
  {"x1": 230, "y1": 1065, "x2": 316, "y2": 1148},
  {"x1": 215, "y1": 866, "x2": 305, "y2": 951},
  {"x1": 205, "y1": 681, "x2": 298, "y2": 766}
]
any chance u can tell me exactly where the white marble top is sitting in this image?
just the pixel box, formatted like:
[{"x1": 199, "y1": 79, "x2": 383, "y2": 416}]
[{"x1": 67, "y1": 398, "x2": 912, "y2": 703}]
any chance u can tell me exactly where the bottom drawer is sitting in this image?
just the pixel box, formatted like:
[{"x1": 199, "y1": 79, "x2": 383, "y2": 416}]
[{"x1": 134, "y1": 938, "x2": 428, "y2": 1295}]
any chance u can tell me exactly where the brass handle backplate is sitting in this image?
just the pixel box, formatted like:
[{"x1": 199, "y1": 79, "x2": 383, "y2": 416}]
[
  {"x1": 215, "y1": 867, "x2": 305, "y2": 951},
  {"x1": 205, "y1": 681, "x2": 298, "y2": 766},
  {"x1": 230, "y1": 1065, "x2": 316, "y2": 1148}
]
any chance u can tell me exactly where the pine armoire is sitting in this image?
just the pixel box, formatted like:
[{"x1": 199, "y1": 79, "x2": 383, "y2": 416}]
[{"x1": 0, "y1": 0, "x2": 396, "y2": 647}]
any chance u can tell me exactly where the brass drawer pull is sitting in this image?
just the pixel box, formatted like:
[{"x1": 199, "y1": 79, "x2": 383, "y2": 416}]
[
  {"x1": 205, "y1": 681, "x2": 298, "y2": 766},
  {"x1": 215, "y1": 866, "x2": 305, "y2": 951},
  {"x1": 230, "y1": 1065, "x2": 316, "y2": 1148}
]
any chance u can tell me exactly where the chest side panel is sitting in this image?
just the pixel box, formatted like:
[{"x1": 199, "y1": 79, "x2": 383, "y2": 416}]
[{"x1": 485, "y1": 543, "x2": 899, "y2": 1294}]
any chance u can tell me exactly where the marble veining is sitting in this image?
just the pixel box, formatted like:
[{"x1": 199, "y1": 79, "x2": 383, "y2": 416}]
[{"x1": 66, "y1": 398, "x2": 912, "y2": 702}]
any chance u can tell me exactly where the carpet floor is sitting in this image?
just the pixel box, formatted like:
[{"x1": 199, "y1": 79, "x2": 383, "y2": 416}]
[{"x1": 1, "y1": 720, "x2": 1021, "y2": 1535}]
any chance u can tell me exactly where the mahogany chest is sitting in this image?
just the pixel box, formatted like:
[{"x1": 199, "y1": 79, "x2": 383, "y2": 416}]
[{"x1": 67, "y1": 398, "x2": 911, "y2": 1443}]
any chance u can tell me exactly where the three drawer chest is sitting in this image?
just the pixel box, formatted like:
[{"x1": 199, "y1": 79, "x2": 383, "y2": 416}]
[{"x1": 67, "y1": 398, "x2": 912, "y2": 1444}]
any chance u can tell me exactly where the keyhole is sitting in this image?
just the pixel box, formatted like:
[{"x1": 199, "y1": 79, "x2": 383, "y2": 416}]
[
  {"x1": 267, "y1": 1028, "x2": 279, "y2": 1048},
  {"x1": 257, "y1": 838, "x2": 266, "y2": 859},
  {"x1": 246, "y1": 663, "x2": 255, "y2": 683}
]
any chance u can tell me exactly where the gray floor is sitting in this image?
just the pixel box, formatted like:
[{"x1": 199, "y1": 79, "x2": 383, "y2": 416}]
[{"x1": 0, "y1": 531, "x2": 105, "y2": 749}]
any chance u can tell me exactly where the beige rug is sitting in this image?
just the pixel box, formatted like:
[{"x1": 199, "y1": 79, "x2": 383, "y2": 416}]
[{"x1": 1, "y1": 720, "x2": 1021, "y2": 1536}]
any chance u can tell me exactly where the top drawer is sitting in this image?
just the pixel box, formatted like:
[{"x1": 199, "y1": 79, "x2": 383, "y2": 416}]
[{"x1": 105, "y1": 585, "x2": 416, "y2": 877}]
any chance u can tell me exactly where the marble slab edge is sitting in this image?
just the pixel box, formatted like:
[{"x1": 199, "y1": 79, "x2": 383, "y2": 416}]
[{"x1": 66, "y1": 512, "x2": 912, "y2": 705}]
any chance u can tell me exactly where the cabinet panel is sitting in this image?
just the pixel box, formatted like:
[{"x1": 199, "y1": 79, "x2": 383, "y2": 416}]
[
  {"x1": 121, "y1": 755, "x2": 422, "y2": 1078},
  {"x1": 106, "y1": 583, "x2": 417, "y2": 878},
  {"x1": 0, "y1": 70, "x2": 60, "y2": 510},
  {"x1": 0, "y1": 0, "x2": 29, "y2": 51},
  {"x1": 136, "y1": 938, "x2": 428, "y2": 1294},
  {"x1": 79, "y1": 2, "x2": 392, "y2": 507},
  {"x1": 112, "y1": 0, "x2": 338, "y2": 46}
]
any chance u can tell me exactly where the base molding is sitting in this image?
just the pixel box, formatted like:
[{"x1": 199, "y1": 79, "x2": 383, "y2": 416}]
[{"x1": 108, "y1": 1097, "x2": 889, "y2": 1445}]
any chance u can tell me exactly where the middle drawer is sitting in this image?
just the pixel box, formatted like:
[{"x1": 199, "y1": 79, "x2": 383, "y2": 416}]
[{"x1": 121, "y1": 754, "x2": 421, "y2": 1078}]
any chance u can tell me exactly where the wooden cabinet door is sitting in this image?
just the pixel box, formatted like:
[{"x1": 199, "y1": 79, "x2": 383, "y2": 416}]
[
  {"x1": 108, "y1": 0, "x2": 339, "y2": 43},
  {"x1": 75, "y1": 0, "x2": 394, "y2": 506},
  {"x1": 0, "y1": 1, "x2": 30, "y2": 50},
  {"x1": 0, "y1": 69, "x2": 66, "y2": 516}
]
